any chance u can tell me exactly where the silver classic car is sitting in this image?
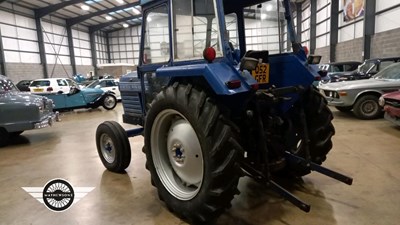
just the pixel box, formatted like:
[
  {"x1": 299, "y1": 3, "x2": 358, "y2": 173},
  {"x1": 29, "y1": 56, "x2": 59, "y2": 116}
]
[
  {"x1": 318, "y1": 62, "x2": 400, "y2": 120},
  {"x1": 0, "y1": 75, "x2": 57, "y2": 147}
]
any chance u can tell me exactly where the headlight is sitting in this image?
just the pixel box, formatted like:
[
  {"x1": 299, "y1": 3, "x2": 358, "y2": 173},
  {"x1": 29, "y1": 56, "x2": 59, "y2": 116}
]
[{"x1": 378, "y1": 96, "x2": 385, "y2": 107}]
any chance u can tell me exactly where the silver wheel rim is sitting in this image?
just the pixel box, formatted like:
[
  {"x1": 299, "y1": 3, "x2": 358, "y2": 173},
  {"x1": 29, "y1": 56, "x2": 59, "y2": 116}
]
[
  {"x1": 151, "y1": 109, "x2": 204, "y2": 201},
  {"x1": 100, "y1": 133, "x2": 115, "y2": 164},
  {"x1": 361, "y1": 100, "x2": 378, "y2": 116},
  {"x1": 104, "y1": 96, "x2": 115, "y2": 108}
]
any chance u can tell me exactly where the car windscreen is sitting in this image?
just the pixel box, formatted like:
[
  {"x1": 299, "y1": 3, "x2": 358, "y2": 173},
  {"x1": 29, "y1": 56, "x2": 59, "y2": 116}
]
[
  {"x1": 30, "y1": 80, "x2": 50, "y2": 86},
  {"x1": 374, "y1": 63, "x2": 400, "y2": 79},
  {"x1": 87, "y1": 80, "x2": 99, "y2": 88},
  {"x1": 0, "y1": 79, "x2": 18, "y2": 93}
]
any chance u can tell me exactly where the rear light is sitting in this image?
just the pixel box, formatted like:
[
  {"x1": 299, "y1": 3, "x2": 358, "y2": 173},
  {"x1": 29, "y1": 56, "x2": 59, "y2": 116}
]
[
  {"x1": 203, "y1": 47, "x2": 216, "y2": 63},
  {"x1": 226, "y1": 80, "x2": 241, "y2": 89},
  {"x1": 250, "y1": 83, "x2": 259, "y2": 91},
  {"x1": 47, "y1": 87, "x2": 53, "y2": 92}
]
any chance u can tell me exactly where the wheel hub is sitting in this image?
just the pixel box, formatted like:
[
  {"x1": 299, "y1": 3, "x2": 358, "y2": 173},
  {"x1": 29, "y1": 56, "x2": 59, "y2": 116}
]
[
  {"x1": 151, "y1": 109, "x2": 204, "y2": 200},
  {"x1": 100, "y1": 134, "x2": 115, "y2": 164},
  {"x1": 171, "y1": 143, "x2": 185, "y2": 164}
]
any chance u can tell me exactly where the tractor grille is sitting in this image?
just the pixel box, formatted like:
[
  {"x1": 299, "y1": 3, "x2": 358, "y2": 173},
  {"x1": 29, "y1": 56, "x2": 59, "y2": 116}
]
[{"x1": 121, "y1": 92, "x2": 143, "y2": 115}]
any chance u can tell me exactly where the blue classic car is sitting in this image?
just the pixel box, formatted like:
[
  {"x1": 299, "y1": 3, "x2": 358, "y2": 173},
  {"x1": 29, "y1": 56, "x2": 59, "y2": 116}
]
[
  {"x1": 39, "y1": 84, "x2": 117, "y2": 111},
  {"x1": 0, "y1": 75, "x2": 57, "y2": 147}
]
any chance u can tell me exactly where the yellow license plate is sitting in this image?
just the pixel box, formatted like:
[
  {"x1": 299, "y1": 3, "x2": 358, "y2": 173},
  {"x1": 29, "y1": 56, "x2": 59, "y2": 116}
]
[
  {"x1": 252, "y1": 63, "x2": 270, "y2": 84},
  {"x1": 33, "y1": 88, "x2": 44, "y2": 92}
]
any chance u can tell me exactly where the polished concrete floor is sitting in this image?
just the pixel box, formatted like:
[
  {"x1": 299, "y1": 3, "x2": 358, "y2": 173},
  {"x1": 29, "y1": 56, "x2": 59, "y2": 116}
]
[{"x1": 0, "y1": 104, "x2": 399, "y2": 225}]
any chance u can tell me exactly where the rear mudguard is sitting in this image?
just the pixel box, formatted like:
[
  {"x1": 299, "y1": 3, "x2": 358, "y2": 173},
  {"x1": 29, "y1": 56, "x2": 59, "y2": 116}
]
[{"x1": 156, "y1": 53, "x2": 315, "y2": 112}]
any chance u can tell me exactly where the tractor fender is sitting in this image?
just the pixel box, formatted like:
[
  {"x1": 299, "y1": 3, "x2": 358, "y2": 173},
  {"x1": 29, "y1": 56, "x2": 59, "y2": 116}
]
[{"x1": 156, "y1": 63, "x2": 252, "y2": 95}]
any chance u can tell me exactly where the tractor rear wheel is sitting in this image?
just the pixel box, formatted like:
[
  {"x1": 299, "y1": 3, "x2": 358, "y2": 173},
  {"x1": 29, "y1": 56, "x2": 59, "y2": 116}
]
[
  {"x1": 285, "y1": 87, "x2": 335, "y2": 176},
  {"x1": 143, "y1": 83, "x2": 241, "y2": 225}
]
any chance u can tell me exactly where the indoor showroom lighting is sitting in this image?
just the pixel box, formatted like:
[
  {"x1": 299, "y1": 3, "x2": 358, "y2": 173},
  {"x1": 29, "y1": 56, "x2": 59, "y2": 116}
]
[
  {"x1": 105, "y1": 16, "x2": 112, "y2": 20},
  {"x1": 266, "y1": 4, "x2": 273, "y2": 11},
  {"x1": 81, "y1": 5, "x2": 90, "y2": 11},
  {"x1": 123, "y1": 23, "x2": 129, "y2": 28},
  {"x1": 132, "y1": 7, "x2": 141, "y2": 15}
]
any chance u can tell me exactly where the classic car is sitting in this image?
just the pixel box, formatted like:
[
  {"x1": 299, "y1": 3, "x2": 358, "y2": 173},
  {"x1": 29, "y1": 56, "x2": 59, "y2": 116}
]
[
  {"x1": 16, "y1": 79, "x2": 32, "y2": 92},
  {"x1": 319, "y1": 62, "x2": 400, "y2": 120},
  {"x1": 37, "y1": 84, "x2": 117, "y2": 111},
  {"x1": 0, "y1": 75, "x2": 57, "y2": 147},
  {"x1": 85, "y1": 79, "x2": 121, "y2": 100},
  {"x1": 319, "y1": 61, "x2": 361, "y2": 83},
  {"x1": 29, "y1": 78, "x2": 77, "y2": 94},
  {"x1": 324, "y1": 57, "x2": 400, "y2": 83},
  {"x1": 379, "y1": 90, "x2": 400, "y2": 126}
]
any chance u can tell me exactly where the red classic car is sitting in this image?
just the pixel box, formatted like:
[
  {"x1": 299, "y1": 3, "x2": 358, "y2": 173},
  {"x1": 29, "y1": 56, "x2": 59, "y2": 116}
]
[{"x1": 380, "y1": 90, "x2": 400, "y2": 126}]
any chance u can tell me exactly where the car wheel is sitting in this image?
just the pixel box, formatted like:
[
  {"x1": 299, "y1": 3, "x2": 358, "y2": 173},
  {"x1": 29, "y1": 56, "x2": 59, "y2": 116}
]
[
  {"x1": 102, "y1": 94, "x2": 117, "y2": 110},
  {"x1": 0, "y1": 128, "x2": 10, "y2": 147},
  {"x1": 96, "y1": 121, "x2": 131, "y2": 173},
  {"x1": 335, "y1": 106, "x2": 353, "y2": 112},
  {"x1": 143, "y1": 83, "x2": 241, "y2": 224},
  {"x1": 353, "y1": 95, "x2": 382, "y2": 120}
]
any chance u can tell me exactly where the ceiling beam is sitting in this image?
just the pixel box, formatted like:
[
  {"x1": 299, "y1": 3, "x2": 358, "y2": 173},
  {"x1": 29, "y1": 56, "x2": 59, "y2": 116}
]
[
  {"x1": 67, "y1": 2, "x2": 140, "y2": 27},
  {"x1": 105, "y1": 23, "x2": 141, "y2": 34},
  {"x1": 35, "y1": 0, "x2": 87, "y2": 18},
  {"x1": 89, "y1": 15, "x2": 141, "y2": 33},
  {"x1": 0, "y1": 0, "x2": 8, "y2": 4}
]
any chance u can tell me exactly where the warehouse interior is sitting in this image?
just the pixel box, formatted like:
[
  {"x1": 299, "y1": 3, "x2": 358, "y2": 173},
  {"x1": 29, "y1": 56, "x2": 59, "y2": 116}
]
[{"x1": 0, "y1": 0, "x2": 400, "y2": 224}]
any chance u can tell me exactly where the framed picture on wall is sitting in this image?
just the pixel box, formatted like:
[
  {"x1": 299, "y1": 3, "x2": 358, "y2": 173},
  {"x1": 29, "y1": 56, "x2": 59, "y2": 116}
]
[{"x1": 343, "y1": 0, "x2": 365, "y2": 22}]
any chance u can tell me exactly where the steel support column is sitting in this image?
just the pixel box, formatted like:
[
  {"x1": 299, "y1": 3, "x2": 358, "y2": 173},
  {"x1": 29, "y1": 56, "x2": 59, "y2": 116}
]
[
  {"x1": 89, "y1": 32, "x2": 97, "y2": 77},
  {"x1": 296, "y1": 3, "x2": 302, "y2": 43},
  {"x1": 106, "y1": 32, "x2": 112, "y2": 63},
  {"x1": 0, "y1": 29, "x2": 7, "y2": 76},
  {"x1": 237, "y1": 9, "x2": 246, "y2": 58},
  {"x1": 363, "y1": 0, "x2": 376, "y2": 60},
  {"x1": 67, "y1": 26, "x2": 77, "y2": 75},
  {"x1": 309, "y1": 0, "x2": 317, "y2": 54},
  {"x1": 35, "y1": 17, "x2": 48, "y2": 78},
  {"x1": 330, "y1": 0, "x2": 339, "y2": 62}
]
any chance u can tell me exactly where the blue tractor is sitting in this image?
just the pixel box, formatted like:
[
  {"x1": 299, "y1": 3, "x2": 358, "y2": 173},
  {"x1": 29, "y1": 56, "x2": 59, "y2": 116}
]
[{"x1": 96, "y1": 0, "x2": 352, "y2": 224}]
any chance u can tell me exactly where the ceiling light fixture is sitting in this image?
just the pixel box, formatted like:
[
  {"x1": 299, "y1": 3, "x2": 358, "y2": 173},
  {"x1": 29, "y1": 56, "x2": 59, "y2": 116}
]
[
  {"x1": 266, "y1": 4, "x2": 273, "y2": 11},
  {"x1": 123, "y1": 23, "x2": 129, "y2": 28},
  {"x1": 105, "y1": 16, "x2": 112, "y2": 20},
  {"x1": 132, "y1": 7, "x2": 141, "y2": 15},
  {"x1": 81, "y1": 5, "x2": 90, "y2": 11}
]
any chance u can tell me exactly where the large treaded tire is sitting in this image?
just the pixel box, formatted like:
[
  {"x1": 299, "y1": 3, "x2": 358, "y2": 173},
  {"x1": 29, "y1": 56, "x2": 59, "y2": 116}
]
[
  {"x1": 96, "y1": 121, "x2": 131, "y2": 173},
  {"x1": 143, "y1": 83, "x2": 241, "y2": 225},
  {"x1": 286, "y1": 87, "x2": 335, "y2": 176}
]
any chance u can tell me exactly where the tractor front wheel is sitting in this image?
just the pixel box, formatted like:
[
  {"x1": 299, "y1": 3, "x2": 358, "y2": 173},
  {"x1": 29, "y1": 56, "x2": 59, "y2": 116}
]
[
  {"x1": 96, "y1": 121, "x2": 131, "y2": 173},
  {"x1": 143, "y1": 83, "x2": 241, "y2": 224}
]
